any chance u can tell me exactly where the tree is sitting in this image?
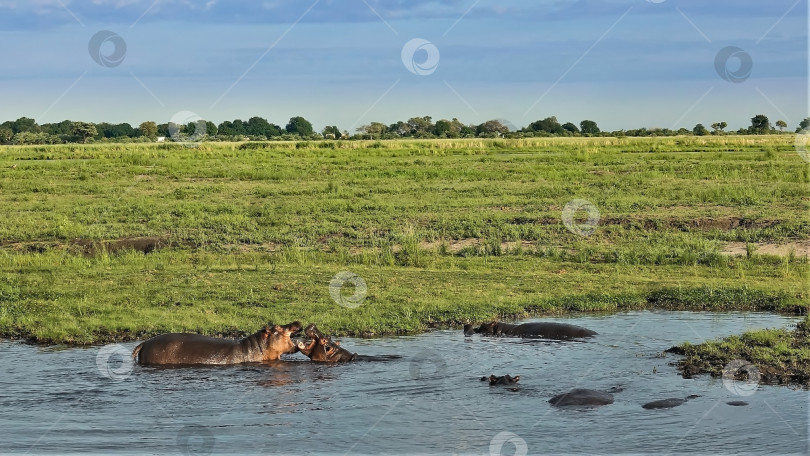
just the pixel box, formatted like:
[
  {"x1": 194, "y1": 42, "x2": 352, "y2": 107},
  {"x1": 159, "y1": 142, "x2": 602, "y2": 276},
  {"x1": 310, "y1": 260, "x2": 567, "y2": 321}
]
[
  {"x1": 406, "y1": 116, "x2": 434, "y2": 137},
  {"x1": 357, "y1": 122, "x2": 386, "y2": 139},
  {"x1": 528, "y1": 116, "x2": 563, "y2": 134},
  {"x1": 285, "y1": 116, "x2": 313, "y2": 137},
  {"x1": 580, "y1": 120, "x2": 600, "y2": 135},
  {"x1": 562, "y1": 122, "x2": 580, "y2": 134},
  {"x1": 692, "y1": 123, "x2": 708, "y2": 136},
  {"x1": 72, "y1": 121, "x2": 97, "y2": 143},
  {"x1": 476, "y1": 119, "x2": 509, "y2": 137},
  {"x1": 10, "y1": 117, "x2": 38, "y2": 134},
  {"x1": 711, "y1": 122, "x2": 727, "y2": 134},
  {"x1": 0, "y1": 127, "x2": 12, "y2": 144},
  {"x1": 138, "y1": 121, "x2": 158, "y2": 139},
  {"x1": 798, "y1": 117, "x2": 810, "y2": 132},
  {"x1": 750, "y1": 114, "x2": 770, "y2": 134},
  {"x1": 322, "y1": 125, "x2": 341, "y2": 139},
  {"x1": 205, "y1": 121, "x2": 218, "y2": 136},
  {"x1": 775, "y1": 120, "x2": 787, "y2": 132},
  {"x1": 434, "y1": 119, "x2": 452, "y2": 137},
  {"x1": 246, "y1": 116, "x2": 281, "y2": 137}
]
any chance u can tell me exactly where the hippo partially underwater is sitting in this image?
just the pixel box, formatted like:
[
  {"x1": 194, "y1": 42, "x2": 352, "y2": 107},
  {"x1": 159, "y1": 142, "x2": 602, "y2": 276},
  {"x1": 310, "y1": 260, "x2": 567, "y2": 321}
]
[
  {"x1": 464, "y1": 321, "x2": 597, "y2": 340},
  {"x1": 481, "y1": 374, "x2": 520, "y2": 385},
  {"x1": 132, "y1": 322, "x2": 302, "y2": 365},
  {"x1": 297, "y1": 324, "x2": 401, "y2": 363},
  {"x1": 548, "y1": 387, "x2": 623, "y2": 407}
]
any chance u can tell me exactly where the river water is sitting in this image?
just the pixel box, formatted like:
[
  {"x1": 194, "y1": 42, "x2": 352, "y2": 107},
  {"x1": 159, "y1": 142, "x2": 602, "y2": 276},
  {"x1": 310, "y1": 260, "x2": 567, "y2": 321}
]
[{"x1": 0, "y1": 311, "x2": 807, "y2": 455}]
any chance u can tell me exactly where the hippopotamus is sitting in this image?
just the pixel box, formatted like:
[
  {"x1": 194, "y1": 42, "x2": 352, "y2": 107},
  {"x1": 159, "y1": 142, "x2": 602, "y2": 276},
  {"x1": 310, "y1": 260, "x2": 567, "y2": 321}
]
[
  {"x1": 548, "y1": 387, "x2": 622, "y2": 407},
  {"x1": 726, "y1": 401, "x2": 749, "y2": 407},
  {"x1": 297, "y1": 324, "x2": 401, "y2": 362},
  {"x1": 642, "y1": 395, "x2": 700, "y2": 410},
  {"x1": 297, "y1": 324, "x2": 357, "y2": 362},
  {"x1": 464, "y1": 321, "x2": 597, "y2": 339},
  {"x1": 131, "y1": 322, "x2": 302, "y2": 365},
  {"x1": 481, "y1": 374, "x2": 520, "y2": 385}
]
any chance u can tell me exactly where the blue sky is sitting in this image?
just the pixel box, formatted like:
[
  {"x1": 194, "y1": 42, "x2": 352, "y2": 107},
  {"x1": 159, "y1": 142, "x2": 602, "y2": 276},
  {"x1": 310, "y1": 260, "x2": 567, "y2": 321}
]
[{"x1": 0, "y1": 0, "x2": 806, "y2": 131}]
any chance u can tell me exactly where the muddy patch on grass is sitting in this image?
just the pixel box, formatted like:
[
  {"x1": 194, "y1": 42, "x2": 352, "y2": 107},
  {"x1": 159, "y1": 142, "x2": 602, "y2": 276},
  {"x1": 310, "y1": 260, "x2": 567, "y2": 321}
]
[
  {"x1": 5, "y1": 236, "x2": 172, "y2": 255},
  {"x1": 721, "y1": 240, "x2": 810, "y2": 257}
]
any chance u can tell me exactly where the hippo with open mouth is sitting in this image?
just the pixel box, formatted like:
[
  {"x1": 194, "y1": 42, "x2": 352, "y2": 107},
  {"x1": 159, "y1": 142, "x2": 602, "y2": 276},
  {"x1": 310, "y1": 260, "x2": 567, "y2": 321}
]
[
  {"x1": 131, "y1": 322, "x2": 302, "y2": 365},
  {"x1": 297, "y1": 324, "x2": 401, "y2": 362},
  {"x1": 464, "y1": 321, "x2": 597, "y2": 339}
]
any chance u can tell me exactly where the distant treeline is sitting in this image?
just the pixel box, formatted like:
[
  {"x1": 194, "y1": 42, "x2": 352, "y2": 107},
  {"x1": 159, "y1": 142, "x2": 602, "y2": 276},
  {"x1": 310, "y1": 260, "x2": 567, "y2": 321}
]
[{"x1": 0, "y1": 114, "x2": 805, "y2": 145}]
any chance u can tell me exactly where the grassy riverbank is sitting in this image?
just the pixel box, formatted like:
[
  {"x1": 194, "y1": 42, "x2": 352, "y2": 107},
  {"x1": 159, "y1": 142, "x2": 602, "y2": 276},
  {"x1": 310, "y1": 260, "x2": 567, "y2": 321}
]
[{"x1": 0, "y1": 136, "x2": 807, "y2": 344}]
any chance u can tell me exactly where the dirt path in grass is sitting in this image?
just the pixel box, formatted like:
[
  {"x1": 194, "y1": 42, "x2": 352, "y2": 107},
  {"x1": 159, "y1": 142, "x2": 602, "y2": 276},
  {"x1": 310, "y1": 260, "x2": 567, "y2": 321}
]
[{"x1": 721, "y1": 240, "x2": 810, "y2": 257}]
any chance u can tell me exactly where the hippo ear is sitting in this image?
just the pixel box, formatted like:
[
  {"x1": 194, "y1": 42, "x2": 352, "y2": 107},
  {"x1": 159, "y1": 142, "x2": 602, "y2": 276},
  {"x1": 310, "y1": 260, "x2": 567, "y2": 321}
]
[{"x1": 272, "y1": 325, "x2": 283, "y2": 335}]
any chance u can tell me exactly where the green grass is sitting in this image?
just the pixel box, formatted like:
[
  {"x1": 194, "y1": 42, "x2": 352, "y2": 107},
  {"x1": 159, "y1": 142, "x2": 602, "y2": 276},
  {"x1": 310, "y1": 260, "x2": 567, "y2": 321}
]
[
  {"x1": 670, "y1": 316, "x2": 810, "y2": 386},
  {"x1": 0, "y1": 136, "x2": 807, "y2": 344}
]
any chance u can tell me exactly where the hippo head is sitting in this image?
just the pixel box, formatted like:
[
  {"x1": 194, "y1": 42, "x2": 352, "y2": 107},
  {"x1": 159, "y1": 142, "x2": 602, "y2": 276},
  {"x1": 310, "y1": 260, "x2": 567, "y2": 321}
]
[
  {"x1": 258, "y1": 321, "x2": 302, "y2": 360},
  {"x1": 481, "y1": 374, "x2": 520, "y2": 385},
  {"x1": 298, "y1": 324, "x2": 356, "y2": 362}
]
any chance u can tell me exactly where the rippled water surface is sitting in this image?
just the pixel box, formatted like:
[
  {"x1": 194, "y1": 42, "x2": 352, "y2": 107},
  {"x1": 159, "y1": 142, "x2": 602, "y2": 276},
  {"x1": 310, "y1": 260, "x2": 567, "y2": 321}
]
[{"x1": 1, "y1": 311, "x2": 808, "y2": 455}]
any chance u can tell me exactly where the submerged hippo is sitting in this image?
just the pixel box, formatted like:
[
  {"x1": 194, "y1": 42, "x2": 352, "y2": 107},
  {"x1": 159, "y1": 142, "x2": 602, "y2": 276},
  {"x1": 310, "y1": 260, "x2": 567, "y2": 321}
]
[
  {"x1": 464, "y1": 321, "x2": 597, "y2": 339},
  {"x1": 131, "y1": 322, "x2": 302, "y2": 365},
  {"x1": 297, "y1": 324, "x2": 400, "y2": 363},
  {"x1": 642, "y1": 395, "x2": 700, "y2": 410},
  {"x1": 548, "y1": 387, "x2": 622, "y2": 407},
  {"x1": 481, "y1": 374, "x2": 520, "y2": 385}
]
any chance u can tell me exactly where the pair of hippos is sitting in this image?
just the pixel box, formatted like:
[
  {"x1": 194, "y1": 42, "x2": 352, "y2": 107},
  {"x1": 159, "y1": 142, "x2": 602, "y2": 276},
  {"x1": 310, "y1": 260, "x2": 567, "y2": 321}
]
[
  {"x1": 132, "y1": 319, "x2": 599, "y2": 365},
  {"x1": 132, "y1": 322, "x2": 370, "y2": 365}
]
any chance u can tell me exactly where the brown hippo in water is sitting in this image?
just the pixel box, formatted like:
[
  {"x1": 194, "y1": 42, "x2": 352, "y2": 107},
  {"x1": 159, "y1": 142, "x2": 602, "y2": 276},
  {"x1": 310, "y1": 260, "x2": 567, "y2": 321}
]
[
  {"x1": 464, "y1": 321, "x2": 597, "y2": 339},
  {"x1": 297, "y1": 324, "x2": 357, "y2": 362},
  {"x1": 131, "y1": 322, "x2": 302, "y2": 365},
  {"x1": 642, "y1": 395, "x2": 700, "y2": 410},
  {"x1": 548, "y1": 387, "x2": 623, "y2": 407},
  {"x1": 297, "y1": 324, "x2": 401, "y2": 363},
  {"x1": 481, "y1": 374, "x2": 520, "y2": 385}
]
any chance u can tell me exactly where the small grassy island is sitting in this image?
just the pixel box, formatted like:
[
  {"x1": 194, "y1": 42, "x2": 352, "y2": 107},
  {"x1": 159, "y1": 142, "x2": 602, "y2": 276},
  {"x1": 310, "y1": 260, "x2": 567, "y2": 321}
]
[
  {"x1": 0, "y1": 136, "x2": 807, "y2": 384},
  {"x1": 669, "y1": 315, "x2": 810, "y2": 386}
]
